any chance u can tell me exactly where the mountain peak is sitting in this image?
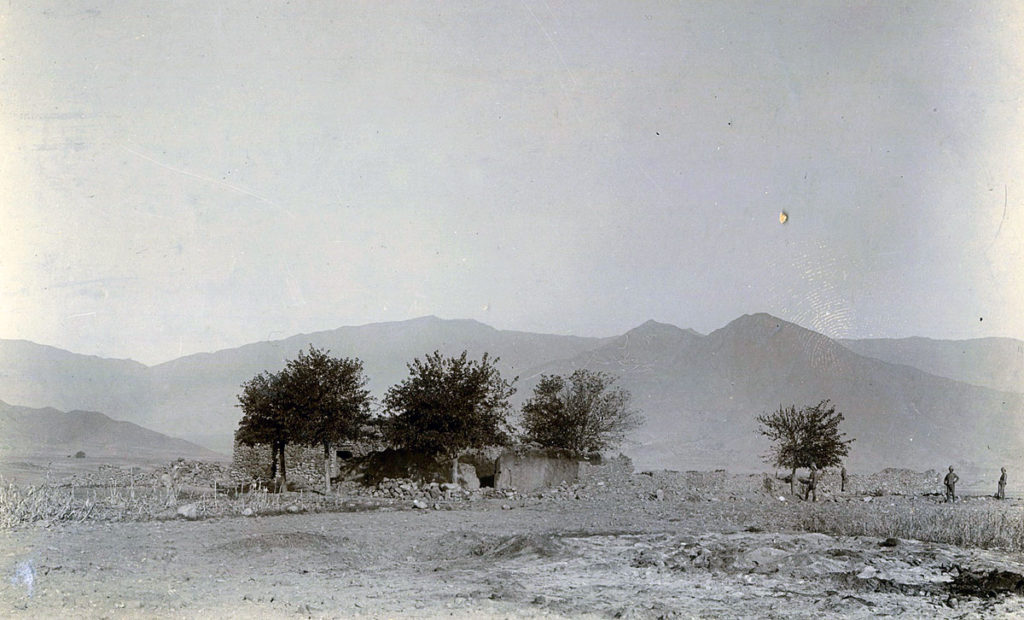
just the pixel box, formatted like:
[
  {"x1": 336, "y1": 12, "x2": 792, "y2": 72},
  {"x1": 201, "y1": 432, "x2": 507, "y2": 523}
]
[
  {"x1": 626, "y1": 320, "x2": 701, "y2": 339},
  {"x1": 714, "y1": 313, "x2": 804, "y2": 336}
]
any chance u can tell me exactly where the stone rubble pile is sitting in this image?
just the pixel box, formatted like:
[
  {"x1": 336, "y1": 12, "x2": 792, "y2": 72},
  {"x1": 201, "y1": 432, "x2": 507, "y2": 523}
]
[{"x1": 358, "y1": 478, "x2": 522, "y2": 503}]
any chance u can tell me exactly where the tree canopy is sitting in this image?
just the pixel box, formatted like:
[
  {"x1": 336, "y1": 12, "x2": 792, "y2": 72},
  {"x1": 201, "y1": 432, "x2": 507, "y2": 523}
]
[
  {"x1": 234, "y1": 345, "x2": 373, "y2": 490},
  {"x1": 279, "y1": 346, "x2": 372, "y2": 453},
  {"x1": 757, "y1": 399, "x2": 853, "y2": 494},
  {"x1": 520, "y1": 369, "x2": 642, "y2": 454},
  {"x1": 383, "y1": 350, "x2": 516, "y2": 459}
]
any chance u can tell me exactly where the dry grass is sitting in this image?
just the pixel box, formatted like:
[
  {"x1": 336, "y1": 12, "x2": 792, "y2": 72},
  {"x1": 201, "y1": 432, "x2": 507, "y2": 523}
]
[
  {"x1": 0, "y1": 476, "x2": 397, "y2": 527},
  {"x1": 797, "y1": 500, "x2": 1024, "y2": 552}
]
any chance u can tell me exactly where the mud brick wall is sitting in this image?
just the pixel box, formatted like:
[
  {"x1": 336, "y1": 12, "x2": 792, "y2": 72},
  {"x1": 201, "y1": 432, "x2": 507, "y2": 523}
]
[{"x1": 495, "y1": 452, "x2": 582, "y2": 492}]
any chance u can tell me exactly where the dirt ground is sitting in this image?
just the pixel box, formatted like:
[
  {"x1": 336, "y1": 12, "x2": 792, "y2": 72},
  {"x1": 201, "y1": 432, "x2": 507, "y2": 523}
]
[{"x1": 4, "y1": 494, "x2": 1024, "y2": 619}]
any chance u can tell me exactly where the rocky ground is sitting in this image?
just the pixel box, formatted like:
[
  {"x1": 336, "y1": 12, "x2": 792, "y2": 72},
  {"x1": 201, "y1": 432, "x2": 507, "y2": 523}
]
[{"x1": 3, "y1": 462, "x2": 1024, "y2": 618}]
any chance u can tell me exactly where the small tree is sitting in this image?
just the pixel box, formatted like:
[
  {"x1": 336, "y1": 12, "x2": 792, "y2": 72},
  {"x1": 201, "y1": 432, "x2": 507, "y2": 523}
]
[
  {"x1": 757, "y1": 399, "x2": 853, "y2": 495},
  {"x1": 521, "y1": 369, "x2": 642, "y2": 454},
  {"x1": 383, "y1": 351, "x2": 516, "y2": 482},
  {"x1": 235, "y1": 371, "x2": 292, "y2": 482},
  {"x1": 280, "y1": 346, "x2": 373, "y2": 493}
]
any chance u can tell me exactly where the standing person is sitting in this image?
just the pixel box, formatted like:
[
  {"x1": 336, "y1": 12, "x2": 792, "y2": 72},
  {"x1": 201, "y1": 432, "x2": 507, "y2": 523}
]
[
  {"x1": 997, "y1": 467, "x2": 1007, "y2": 500},
  {"x1": 944, "y1": 466, "x2": 958, "y2": 503},
  {"x1": 840, "y1": 465, "x2": 847, "y2": 493},
  {"x1": 804, "y1": 463, "x2": 818, "y2": 502}
]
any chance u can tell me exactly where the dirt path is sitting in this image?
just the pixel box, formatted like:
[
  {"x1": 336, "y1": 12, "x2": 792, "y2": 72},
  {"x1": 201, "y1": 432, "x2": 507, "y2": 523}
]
[{"x1": 2, "y1": 499, "x2": 1024, "y2": 618}]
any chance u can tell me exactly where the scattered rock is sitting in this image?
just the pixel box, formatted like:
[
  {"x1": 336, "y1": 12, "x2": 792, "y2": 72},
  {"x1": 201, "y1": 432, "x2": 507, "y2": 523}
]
[
  {"x1": 412, "y1": 500, "x2": 428, "y2": 509},
  {"x1": 176, "y1": 504, "x2": 199, "y2": 520},
  {"x1": 241, "y1": 507, "x2": 254, "y2": 517},
  {"x1": 880, "y1": 537, "x2": 900, "y2": 547},
  {"x1": 286, "y1": 504, "x2": 301, "y2": 514}
]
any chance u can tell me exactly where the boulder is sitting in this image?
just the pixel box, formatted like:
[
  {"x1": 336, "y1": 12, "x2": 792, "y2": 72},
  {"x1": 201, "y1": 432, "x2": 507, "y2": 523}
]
[
  {"x1": 458, "y1": 463, "x2": 480, "y2": 491},
  {"x1": 733, "y1": 547, "x2": 789, "y2": 574}
]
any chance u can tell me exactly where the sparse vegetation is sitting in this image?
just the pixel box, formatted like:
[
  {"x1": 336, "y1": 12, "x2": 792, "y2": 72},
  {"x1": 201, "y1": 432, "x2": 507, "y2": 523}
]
[
  {"x1": 798, "y1": 501, "x2": 1024, "y2": 552},
  {"x1": 520, "y1": 369, "x2": 643, "y2": 455},
  {"x1": 0, "y1": 475, "x2": 390, "y2": 526}
]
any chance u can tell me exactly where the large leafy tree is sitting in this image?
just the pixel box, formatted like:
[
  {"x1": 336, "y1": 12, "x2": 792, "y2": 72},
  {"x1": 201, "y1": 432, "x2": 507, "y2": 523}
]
[
  {"x1": 234, "y1": 346, "x2": 373, "y2": 492},
  {"x1": 279, "y1": 346, "x2": 373, "y2": 493},
  {"x1": 383, "y1": 351, "x2": 516, "y2": 481},
  {"x1": 757, "y1": 399, "x2": 853, "y2": 495},
  {"x1": 521, "y1": 369, "x2": 642, "y2": 454},
  {"x1": 235, "y1": 371, "x2": 291, "y2": 482}
]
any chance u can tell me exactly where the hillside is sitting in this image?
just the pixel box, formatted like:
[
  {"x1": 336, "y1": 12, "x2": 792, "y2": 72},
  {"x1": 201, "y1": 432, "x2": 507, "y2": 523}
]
[
  {"x1": 0, "y1": 401, "x2": 221, "y2": 460},
  {"x1": 839, "y1": 336, "x2": 1024, "y2": 394}
]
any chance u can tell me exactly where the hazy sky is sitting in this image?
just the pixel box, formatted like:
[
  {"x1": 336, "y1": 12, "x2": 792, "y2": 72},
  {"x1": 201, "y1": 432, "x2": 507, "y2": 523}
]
[{"x1": 2, "y1": 1, "x2": 1023, "y2": 364}]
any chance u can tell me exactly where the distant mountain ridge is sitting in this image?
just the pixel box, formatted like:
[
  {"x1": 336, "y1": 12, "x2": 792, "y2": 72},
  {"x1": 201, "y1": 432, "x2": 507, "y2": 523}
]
[
  {"x1": 0, "y1": 400, "x2": 221, "y2": 460},
  {"x1": 1, "y1": 314, "x2": 1023, "y2": 474},
  {"x1": 839, "y1": 336, "x2": 1024, "y2": 394}
]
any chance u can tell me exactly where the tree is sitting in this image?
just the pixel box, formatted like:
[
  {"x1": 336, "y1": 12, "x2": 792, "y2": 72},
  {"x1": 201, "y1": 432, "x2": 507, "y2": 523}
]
[
  {"x1": 383, "y1": 351, "x2": 516, "y2": 481},
  {"x1": 235, "y1": 371, "x2": 292, "y2": 482},
  {"x1": 279, "y1": 346, "x2": 373, "y2": 493},
  {"x1": 757, "y1": 399, "x2": 853, "y2": 495},
  {"x1": 234, "y1": 347, "x2": 373, "y2": 492},
  {"x1": 521, "y1": 369, "x2": 642, "y2": 454}
]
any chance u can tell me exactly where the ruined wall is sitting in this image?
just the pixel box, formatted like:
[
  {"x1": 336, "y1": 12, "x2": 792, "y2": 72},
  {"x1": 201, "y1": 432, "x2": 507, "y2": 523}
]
[
  {"x1": 495, "y1": 451, "x2": 581, "y2": 492},
  {"x1": 232, "y1": 442, "x2": 331, "y2": 486}
]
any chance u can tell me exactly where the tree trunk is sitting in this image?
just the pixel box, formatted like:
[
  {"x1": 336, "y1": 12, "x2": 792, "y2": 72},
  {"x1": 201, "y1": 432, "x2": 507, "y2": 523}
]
[
  {"x1": 790, "y1": 466, "x2": 796, "y2": 496},
  {"x1": 451, "y1": 455, "x2": 460, "y2": 486},
  {"x1": 323, "y1": 442, "x2": 332, "y2": 494},
  {"x1": 280, "y1": 442, "x2": 287, "y2": 483},
  {"x1": 269, "y1": 443, "x2": 278, "y2": 480}
]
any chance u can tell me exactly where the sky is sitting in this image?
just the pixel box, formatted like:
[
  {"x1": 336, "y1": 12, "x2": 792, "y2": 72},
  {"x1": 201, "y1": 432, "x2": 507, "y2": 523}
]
[{"x1": 2, "y1": 1, "x2": 1023, "y2": 365}]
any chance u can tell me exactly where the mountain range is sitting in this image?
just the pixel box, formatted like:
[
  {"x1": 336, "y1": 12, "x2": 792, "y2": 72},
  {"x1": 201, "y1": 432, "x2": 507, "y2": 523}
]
[{"x1": 1, "y1": 314, "x2": 1022, "y2": 474}]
